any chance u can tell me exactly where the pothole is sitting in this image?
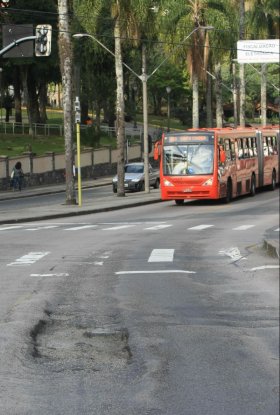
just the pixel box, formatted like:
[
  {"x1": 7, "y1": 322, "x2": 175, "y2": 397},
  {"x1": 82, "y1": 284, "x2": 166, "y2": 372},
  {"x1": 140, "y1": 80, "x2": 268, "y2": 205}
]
[{"x1": 30, "y1": 317, "x2": 132, "y2": 372}]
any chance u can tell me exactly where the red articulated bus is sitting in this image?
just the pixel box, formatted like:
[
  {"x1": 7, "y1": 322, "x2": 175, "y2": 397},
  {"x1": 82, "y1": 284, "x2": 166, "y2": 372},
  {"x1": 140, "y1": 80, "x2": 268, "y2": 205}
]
[{"x1": 154, "y1": 126, "x2": 279, "y2": 205}]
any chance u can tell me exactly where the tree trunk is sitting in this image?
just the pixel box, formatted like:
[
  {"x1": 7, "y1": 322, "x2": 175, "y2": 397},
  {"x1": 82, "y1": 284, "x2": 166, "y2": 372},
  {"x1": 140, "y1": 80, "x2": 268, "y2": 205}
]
[
  {"x1": 206, "y1": 72, "x2": 213, "y2": 127},
  {"x1": 58, "y1": 0, "x2": 76, "y2": 204},
  {"x1": 192, "y1": 72, "x2": 199, "y2": 128},
  {"x1": 239, "y1": 64, "x2": 246, "y2": 127},
  {"x1": 38, "y1": 81, "x2": 48, "y2": 123},
  {"x1": 261, "y1": 63, "x2": 267, "y2": 126},
  {"x1": 215, "y1": 62, "x2": 223, "y2": 128},
  {"x1": 114, "y1": 13, "x2": 125, "y2": 197}
]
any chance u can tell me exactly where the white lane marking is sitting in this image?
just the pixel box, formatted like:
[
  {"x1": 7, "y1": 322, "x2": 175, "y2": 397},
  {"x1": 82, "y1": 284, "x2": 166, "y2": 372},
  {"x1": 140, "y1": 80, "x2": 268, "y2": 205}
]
[
  {"x1": 249, "y1": 265, "x2": 280, "y2": 271},
  {"x1": 219, "y1": 247, "x2": 246, "y2": 261},
  {"x1": 0, "y1": 225, "x2": 23, "y2": 231},
  {"x1": 232, "y1": 225, "x2": 255, "y2": 230},
  {"x1": 115, "y1": 270, "x2": 196, "y2": 275},
  {"x1": 65, "y1": 225, "x2": 97, "y2": 231},
  {"x1": 148, "y1": 249, "x2": 174, "y2": 262},
  {"x1": 25, "y1": 226, "x2": 58, "y2": 231},
  {"x1": 94, "y1": 261, "x2": 104, "y2": 266},
  {"x1": 274, "y1": 228, "x2": 279, "y2": 232},
  {"x1": 188, "y1": 224, "x2": 214, "y2": 230},
  {"x1": 30, "y1": 273, "x2": 69, "y2": 277},
  {"x1": 7, "y1": 252, "x2": 50, "y2": 266},
  {"x1": 144, "y1": 224, "x2": 172, "y2": 231},
  {"x1": 102, "y1": 225, "x2": 136, "y2": 231}
]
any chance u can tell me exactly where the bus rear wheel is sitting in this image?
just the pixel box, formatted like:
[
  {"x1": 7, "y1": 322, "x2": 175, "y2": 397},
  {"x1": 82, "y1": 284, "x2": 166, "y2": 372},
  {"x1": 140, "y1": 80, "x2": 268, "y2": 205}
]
[
  {"x1": 250, "y1": 175, "x2": 256, "y2": 196},
  {"x1": 175, "y1": 199, "x2": 184, "y2": 205},
  {"x1": 270, "y1": 171, "x2": 276, "y2": 191}
]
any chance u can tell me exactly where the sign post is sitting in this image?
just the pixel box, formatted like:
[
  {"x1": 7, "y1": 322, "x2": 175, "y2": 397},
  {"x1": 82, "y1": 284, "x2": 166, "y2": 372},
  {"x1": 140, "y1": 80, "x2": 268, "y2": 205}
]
[{"x1": 74, "y1": 97, "x2": 82, "y2": 207}]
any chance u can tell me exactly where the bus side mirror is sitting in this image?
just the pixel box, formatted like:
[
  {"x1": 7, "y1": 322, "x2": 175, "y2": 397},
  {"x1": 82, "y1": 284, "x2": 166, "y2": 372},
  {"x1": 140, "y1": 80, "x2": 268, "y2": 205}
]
[{"x1": 219, "y1": 149, "x2": 226, "y2": 163}]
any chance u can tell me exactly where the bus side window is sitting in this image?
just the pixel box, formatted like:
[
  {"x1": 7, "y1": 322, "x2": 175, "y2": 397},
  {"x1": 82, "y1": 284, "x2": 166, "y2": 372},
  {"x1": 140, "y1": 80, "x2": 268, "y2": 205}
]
[
  {"x1": 242, "y1": 138, "x2": 249, "y2": 158},
  {"x1": 252, "y1": 137, "x2": 258, "y2": 156},
  {"x1": 225, "y1": 139, "x2": 231, "y2": 160},
  {"x1": 238, "y1": 139, "x2": 243, "y2": 159},
  {"x1": 267, "y1": 137, "x2": 274, "y2": 155},
  {"x1": 248, "y1": 137, "x2": 254, "y2": 157},
  {"x1": 263, "y1": 137, "x2": 269, "y2": 156},
  {"x1": 230, "y1": 141, "x2": 236, "y2": 160},
  {"x1": 272, "y1": 136, "x2": 278, "y2": 154}
]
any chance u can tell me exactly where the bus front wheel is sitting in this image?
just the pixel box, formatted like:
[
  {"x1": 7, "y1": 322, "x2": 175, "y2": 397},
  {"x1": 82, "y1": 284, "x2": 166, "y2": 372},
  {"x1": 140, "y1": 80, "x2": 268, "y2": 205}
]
[{"x1": 225, "y1": 180, "x2": 232, "y2": 203}]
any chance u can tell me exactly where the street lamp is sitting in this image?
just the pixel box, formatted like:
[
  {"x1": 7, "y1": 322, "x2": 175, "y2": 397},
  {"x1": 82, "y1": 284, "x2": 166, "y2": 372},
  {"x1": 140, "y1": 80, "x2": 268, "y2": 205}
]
[
  {"x1": 73, "y1": 26, "x2": 214, "y2": 193},
  {"x1": 133, "y1": 83, "x2": 138, "y2": 129},
  {"x1": 166, "y1": 86, "x2": 171, "y2": 132}
]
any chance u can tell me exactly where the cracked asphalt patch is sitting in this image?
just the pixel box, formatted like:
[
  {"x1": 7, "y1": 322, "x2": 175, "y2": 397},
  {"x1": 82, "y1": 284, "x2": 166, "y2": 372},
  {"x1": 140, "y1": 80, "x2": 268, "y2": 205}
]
[{"x1": 30, "y1": 314, "x2": 132, "y2": 372}]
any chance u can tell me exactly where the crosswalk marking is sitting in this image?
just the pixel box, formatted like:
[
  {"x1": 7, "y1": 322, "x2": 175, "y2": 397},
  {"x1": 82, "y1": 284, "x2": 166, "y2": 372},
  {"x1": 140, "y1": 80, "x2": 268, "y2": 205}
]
[
  {"x1": 188, "y1": 224, "x2": 214, "y2": 230},
  {"x1": 65, "y1": 225, "x2": 97, "y2": 231},
  {"x1": 144, "y1": 224, "x2": 172, "y2": 231},
  {"x1": 232, "y1": 225, "x2": 255, "y2": 230},
  {"x1": 7, "y1": 252, "x2": 50, "y2": 266},
  {"x1": 148, "y1": 249, "x2": 174, "y2": 262},
  {"x1": 102, "y1": 225, "x2": 136, "y2": 231}
]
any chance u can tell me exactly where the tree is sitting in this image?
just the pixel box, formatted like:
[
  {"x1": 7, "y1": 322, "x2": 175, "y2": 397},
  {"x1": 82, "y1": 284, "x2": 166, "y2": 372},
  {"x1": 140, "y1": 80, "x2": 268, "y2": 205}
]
[{"x1": 57, "y1": 0, "x2": 76, "y2": 204}]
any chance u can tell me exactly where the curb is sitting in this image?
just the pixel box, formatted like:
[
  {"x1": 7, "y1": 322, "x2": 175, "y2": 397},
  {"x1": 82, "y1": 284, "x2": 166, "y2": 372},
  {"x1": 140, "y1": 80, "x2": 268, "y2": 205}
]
[
  {"x1": 0, "y1": 198, "x2": 163, "y2": 225},
  {"x1": 263, "y1": 239, "x2": 279, "y2": 259}
]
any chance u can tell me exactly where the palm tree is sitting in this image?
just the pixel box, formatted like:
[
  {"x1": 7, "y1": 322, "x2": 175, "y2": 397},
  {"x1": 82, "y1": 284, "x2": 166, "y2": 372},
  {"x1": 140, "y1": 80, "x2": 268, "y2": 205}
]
[{"x1": 246, "y1": 0, "x2": 280, "y2": 125}]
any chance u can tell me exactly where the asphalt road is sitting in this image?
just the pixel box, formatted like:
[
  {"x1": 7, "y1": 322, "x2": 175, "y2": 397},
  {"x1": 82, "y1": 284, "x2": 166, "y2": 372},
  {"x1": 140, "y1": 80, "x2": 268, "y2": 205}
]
[{"x1": 0, "y1": 189, "x2": 279, "y2": 415}]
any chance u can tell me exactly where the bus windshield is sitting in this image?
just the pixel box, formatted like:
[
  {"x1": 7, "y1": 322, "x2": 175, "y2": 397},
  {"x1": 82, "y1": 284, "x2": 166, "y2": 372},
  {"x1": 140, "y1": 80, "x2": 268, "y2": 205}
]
[{"x1": 163, "y1": 144, "x2": 214, "y2": 175}]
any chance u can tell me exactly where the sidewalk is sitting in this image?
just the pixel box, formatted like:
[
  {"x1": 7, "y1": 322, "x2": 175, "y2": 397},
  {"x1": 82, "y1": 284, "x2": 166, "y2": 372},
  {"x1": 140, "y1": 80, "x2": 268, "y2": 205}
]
[{"x1": 0, "y1": 177, "x2": 162, "y2": 224}]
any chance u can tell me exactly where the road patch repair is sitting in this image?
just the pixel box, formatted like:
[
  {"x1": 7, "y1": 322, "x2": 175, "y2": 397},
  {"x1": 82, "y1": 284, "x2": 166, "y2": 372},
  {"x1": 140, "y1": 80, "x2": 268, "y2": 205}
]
[{"x1": 30, "y1": 310, "x2": 131, "y2": 372}]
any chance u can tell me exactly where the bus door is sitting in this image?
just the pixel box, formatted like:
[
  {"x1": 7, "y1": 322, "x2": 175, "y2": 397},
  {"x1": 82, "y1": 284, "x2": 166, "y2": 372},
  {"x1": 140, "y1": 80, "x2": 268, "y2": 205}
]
[{"x1": 256, "y1": 131, "x2": 264, "y2": 187}]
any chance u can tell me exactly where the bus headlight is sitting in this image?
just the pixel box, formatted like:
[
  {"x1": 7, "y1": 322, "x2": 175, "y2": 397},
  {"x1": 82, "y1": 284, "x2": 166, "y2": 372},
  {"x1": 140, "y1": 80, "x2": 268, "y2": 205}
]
[
  {"x1": 163, "y1": 179, "x2": 174, "y2": 187},
  {"x1": 202, "y1": 178, "x2": 213, "y2": 186}
]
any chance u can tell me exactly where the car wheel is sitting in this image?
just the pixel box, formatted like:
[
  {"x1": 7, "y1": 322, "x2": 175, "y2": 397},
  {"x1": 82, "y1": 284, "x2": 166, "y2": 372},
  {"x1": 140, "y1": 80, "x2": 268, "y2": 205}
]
[
  {"x1": 113, "y1": 185, "x2": 117, "y2": 193},
  {"x1": 139, "y1": 181, "x2": 145, "y2": 191},
  {"x1": 154, "y1": 178, "x2": 160, "y2": 189}
]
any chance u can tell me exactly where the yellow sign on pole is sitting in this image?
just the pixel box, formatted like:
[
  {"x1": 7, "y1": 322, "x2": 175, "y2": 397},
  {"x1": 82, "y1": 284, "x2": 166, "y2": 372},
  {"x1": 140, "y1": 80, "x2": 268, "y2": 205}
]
[{"x1": 76, "y1": 121, "x2": 82, "y2": 206}]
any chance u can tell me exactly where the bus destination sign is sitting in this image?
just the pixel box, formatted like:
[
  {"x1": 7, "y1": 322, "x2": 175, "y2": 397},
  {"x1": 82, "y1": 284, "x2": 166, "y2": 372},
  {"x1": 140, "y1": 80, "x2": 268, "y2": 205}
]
[{"x1": 164, "y1": 134, "x2": 213, "y2": 144}]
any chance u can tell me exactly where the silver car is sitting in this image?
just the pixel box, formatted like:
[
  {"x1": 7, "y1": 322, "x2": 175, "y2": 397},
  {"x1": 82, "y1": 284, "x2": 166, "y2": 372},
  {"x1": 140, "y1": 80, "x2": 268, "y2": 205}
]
[{"x1": 112, "y1": 162, "x2": 160, "y2": 193}]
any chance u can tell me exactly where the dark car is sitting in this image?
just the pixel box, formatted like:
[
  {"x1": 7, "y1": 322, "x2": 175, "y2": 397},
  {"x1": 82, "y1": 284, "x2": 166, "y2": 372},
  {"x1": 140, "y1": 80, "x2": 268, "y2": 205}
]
[{"x1": 112, "y1": 162, "x2": 160, "y2": 193}]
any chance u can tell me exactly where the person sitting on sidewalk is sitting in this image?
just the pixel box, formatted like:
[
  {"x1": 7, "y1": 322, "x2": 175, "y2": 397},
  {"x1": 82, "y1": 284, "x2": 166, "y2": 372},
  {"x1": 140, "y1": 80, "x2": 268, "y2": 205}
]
[{"x1": 11, "y1": 161, "x2": 24, "y2": 191}]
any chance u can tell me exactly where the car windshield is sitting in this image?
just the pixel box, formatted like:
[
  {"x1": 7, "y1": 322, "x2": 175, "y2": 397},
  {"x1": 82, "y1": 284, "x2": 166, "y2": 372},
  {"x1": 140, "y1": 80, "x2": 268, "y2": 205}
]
[
  {"x1": 163, "y1": 144, "x2": 214, "y2": 175},
  {"x1": 125, "y1": 164, "x2": 144, "y2": 173}
]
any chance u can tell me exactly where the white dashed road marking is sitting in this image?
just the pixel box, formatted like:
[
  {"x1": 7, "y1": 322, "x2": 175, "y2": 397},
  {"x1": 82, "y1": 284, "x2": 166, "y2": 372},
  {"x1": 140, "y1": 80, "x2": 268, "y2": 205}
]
[
  {"x1": 25, "y1": 226, "x2": 59, "y2": 231},
  {"x1": 7, "y1": 252, "x2": 50, "y2": 266},
  {"x1": 65, "y1": 225, "x2": 97, "y2": 231},
  {"x1": 188, "y1": 224, "x2": 214, "y2": 230},
  {"x1": 116, "y1": 270, "x2": 196, "y2": 275},
  {"x1": 148, "y1": 249, "x2": 174, "y2": 262},
  {"x1": 249, "y1": 265, "x2": 280, "y2": 271},
  {"x1": 232, "y1": 225, "x2": 255, "y2": 230},
  {"x1": 0, "y1": 225, "x2": 23, "y2": 231},
  {"x1": 144, "y1": 224, "x2": 172, "y2": 231},
  {"x1": 102, "y1": 225, "x2": 136, "y2": 231},
  {"x1": 30, "y1": 273, "x2": 69, "y2": 277}
]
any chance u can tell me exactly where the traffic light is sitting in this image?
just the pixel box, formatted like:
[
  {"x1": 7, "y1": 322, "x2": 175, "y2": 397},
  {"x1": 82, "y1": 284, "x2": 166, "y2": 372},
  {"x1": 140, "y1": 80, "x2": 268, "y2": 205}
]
[
  {"x1": 0, "y1": 1, "x2": 10, "y2": 8},
  {"x1": 35, "y1": 25, "x2": 52, "y2": 57}
]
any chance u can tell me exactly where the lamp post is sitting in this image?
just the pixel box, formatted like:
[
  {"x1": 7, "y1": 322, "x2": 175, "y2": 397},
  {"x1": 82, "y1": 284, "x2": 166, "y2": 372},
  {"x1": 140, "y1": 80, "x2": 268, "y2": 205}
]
[
  {"x1": 0, "y1": 68, "x2": 2, "y2": 122},
  {"x1": 73, "y1": 26, "x2": 213, "y2": 193},
  {"x1": 166, "y1": 86, "x2": 171, "y2": 132},
  {"x1": 133, "y1": 83, "x2": 137, "y2": 129}
]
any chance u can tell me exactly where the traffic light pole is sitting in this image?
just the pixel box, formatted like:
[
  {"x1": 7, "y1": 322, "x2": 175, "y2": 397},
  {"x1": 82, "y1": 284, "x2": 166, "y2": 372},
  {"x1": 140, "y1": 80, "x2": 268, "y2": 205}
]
[{"x1": 0, "y1": 35, "x2": 36, "y2": 57}]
